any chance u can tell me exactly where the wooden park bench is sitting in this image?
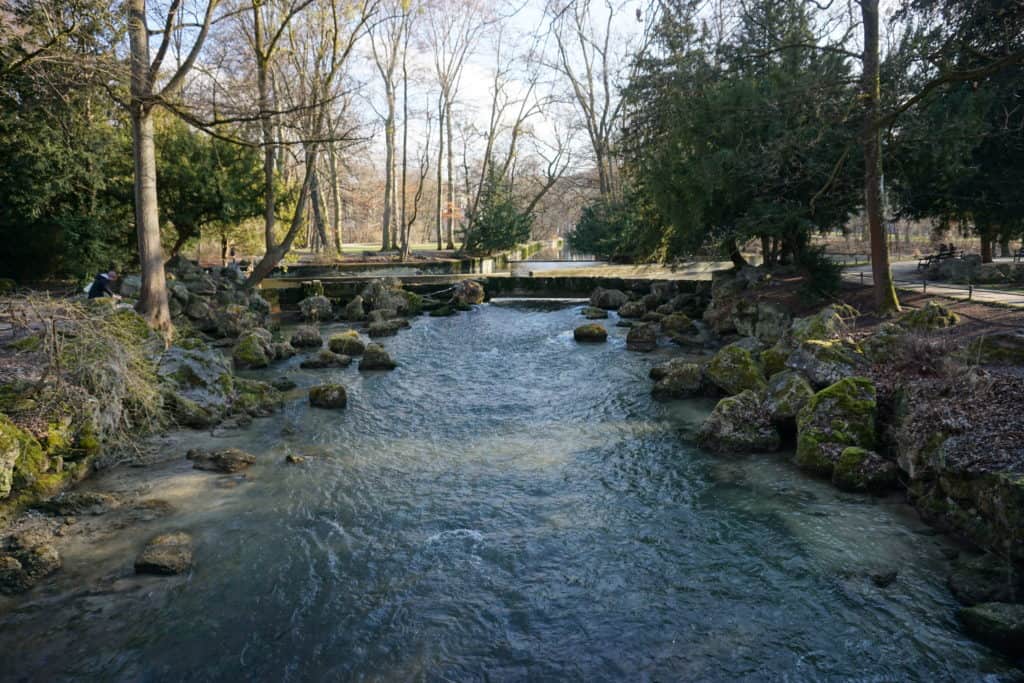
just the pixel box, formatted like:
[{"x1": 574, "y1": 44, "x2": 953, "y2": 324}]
[{"x1": 1014, "y1": 247, "x2": 1024, "y2": 264}]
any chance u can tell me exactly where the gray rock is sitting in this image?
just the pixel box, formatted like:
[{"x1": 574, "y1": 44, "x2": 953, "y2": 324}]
[
  {"x1": 589, "y1": 287, "x2": 629, "y2": 310},
  {"x1": 37, "y1": 491, "x2": 121, "y2": 516},
  {"x1": 344, "y1": 295, "x2": 366, "y2": 321},
  {"x1": 187, "y1": 447, "x2": 256, "y2": 473},
  {"x1": 948, "y1": 553, "x2": 1024, "y2": 606},
  {"x1": 651, "y1": 362, "x2": 703, "y2": 400},
  {"x1": 298, "y1": 295, "x2": 333, "y2": 321},
  {"x1": 309, "y1": 384, "x2": 348, "y2": 409},
  {"x1": 626, "y1": 323, "x2": 658, "y2": 352},
  {"x1": 134, "y1": 532, "x2": 193, "y2": 575},
  {"x1": 764, "y1": 370, "x2": 815, "y2": 422},
  {"x1": 159, "y1": 344, "x2": 234, "y2": 428},
  {"x1": 785, "y1": 339, "x2": 866, "y2": 389},
  {"x1": 328, "y1": 331, "x2": 366, "y2": 356},
  {"x1": 698, "y1": 390, "x2": 780, "y2": 453},
  {"x1": 299, "y1": 350, "x2": 352, "y2": 369},
  {"x1": 290, "y1": 325, "x2": 323, "y2": 348},
  {"x1": 957, "y1": 602, "x2": 1024, "y2": 655}
]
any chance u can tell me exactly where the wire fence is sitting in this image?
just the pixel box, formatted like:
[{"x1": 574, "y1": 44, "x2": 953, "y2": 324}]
[{"x1": 841, "y1": 270, "x2": 1024, "y2": 308}]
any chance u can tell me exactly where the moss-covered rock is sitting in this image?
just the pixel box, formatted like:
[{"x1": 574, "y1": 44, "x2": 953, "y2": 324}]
[
  {"x1": 706, "y1": 345, "x2": 767, "y2": 396},
  {"x1": 764, "y1": 370, "x2": 814, "y2": 422},
  {"x1": 233, "y1": 329, "x2": 274, "y2": 369},
  {"x1": 660, "y1": 312, "x2": 693, "y2": 335},
  {"x1": 581, "y1": 306, "x2": 608, "y2": 320},
  {"x1": 789, "y1": 304, "x2": 858, "y2": 343},
  {"x1": 626, "y1": 323, "x2": 658, "y2": 352},
  {"x1": 731, "y1": 301, "x2": 792, "y2": 345},
  {"x1": 795, "y1": 377, "x2": 876, "y2": 477},
  {"x1": 309, "y1": 384, "x2": 348, "y2": 409},
  {"x1": 429, "y1": 305, "x2": 455, "y2": 317},
  {"x1": 759, "y1": 341, "x2": 792, "y2": 377},
  {"x1": 231, "y1": 378, "x2": 283, "y2": 417},
  {"x1": 359, "y1": 343, "x2": 397, "y2": 371},
  {"x1": 344, "y1": 295, "x2": 366, "y2": 321},
  {"x1": 697, "y1": 390, "x2": 780, "y2": 453},
  {"x1": 368, "y1": 319, "x2": 408, "y2": 338},
  {"x1": 0, "y1": 416, "x2": 43, "y2": 499},
  {"x1": 651, "y1": 362, "x2": 704, "y2": 400},
  {"x1": 573, "y1": 323, "x2": 607, "y2": 343},
  {"x1": 861, "y1": 322, "x2": 906, "y2": 363},
  {"x1": 328, "y1": 330, "x2": 366, "y2": 356},
  {"x1": 785, "y1": 339, "x2": 865, "y2": 389},
  {"x1": 298, "y1": 295, "x2": 333, "y2": 321},
  {"x1": 290, "y1": 325, "x2": 323, "y2": 348},
  {"x1": 299, "y1": 349, "x2": 352, "y2": 369},
  {"x1": 831, "y1": 447, "x2": 898, "y2": 493},
  {"x1": 0, "y1": 532, "x2": 61, "y2": 594},
  {"x1": 957, "y1": 603, "x2": 1024, "y2": 656},
  {"x1": 899, "y1": 301, "x2": 959, "y2": 330},
  {"x1": 398, "y1": 290, "x2": 425, "y2": 316},
  {"x1": 617, "y1": 301, "x2": 646, "y2": 319},
  {"x1": 159, "y1": 344, "x2": 234, "y2": 428},
  {"x1": 947, "y1": 553, "x2": 1024, "y2": 606}
]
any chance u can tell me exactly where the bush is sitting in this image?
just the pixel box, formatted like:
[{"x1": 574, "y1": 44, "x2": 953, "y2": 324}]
[{"x1": 796, "y1": 246, "x2": 842, "y2": 298}]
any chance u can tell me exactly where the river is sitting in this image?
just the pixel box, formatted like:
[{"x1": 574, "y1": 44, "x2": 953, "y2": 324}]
[{"x1": 0, "y1": 301, "x2": 1018, "y2": 680}]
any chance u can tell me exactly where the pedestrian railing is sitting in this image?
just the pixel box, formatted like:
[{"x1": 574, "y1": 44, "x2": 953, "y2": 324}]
[{"x1": 842, "y1": 270, "x2": 1024, "y2": 307}]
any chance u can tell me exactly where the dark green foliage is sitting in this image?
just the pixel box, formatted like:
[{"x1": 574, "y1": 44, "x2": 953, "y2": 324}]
[
  {"x1": 461, "y1": 167, "x2": 533, "y2": 254},
  {"x1": 156, "y1": 116, "x2": 265, "y2": 255},
  {"x1": 795, "y1": 246, "x2": 843, "y2": 298},
  {"x1": 569, "y1": 187, "x2": 663, "y2": 261}
]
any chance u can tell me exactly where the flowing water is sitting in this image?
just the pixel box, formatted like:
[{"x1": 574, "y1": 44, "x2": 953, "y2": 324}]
[{"x1": 0, "y1": 301, "x2": 1020, "y2": 681}]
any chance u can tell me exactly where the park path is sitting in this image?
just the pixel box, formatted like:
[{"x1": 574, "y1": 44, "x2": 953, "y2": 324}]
[{"x1": 843, "y1": 259, "x2": 1024, "y2": 308}]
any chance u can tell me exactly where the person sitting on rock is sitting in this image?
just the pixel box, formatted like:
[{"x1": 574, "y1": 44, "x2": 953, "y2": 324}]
[{"x1": 87, "y1": 265, "x2": 121, "y2": 300}]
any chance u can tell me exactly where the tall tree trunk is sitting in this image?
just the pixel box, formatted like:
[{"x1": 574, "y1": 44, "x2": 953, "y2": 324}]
[
  {"x1": 728, "y1": 239, "x2": 748, "y2": 268},
  {"x1": 999, "y1": 234, "x2": 1010, "y2": 259},
  {"x1": 445, "y1": 102, "x2": 455, "y2": 250},
  {"x1": 400, "y1": 60, "x2": 410, "y2": 260},
  {"x1": 221, "y1": 233, "x2": 228, "y2": 265},
  {"x1": 328, "y1": 141, "x2": 342, "y2": 253},
  {"x1": 435, "y1": 97, "x2": 444, "y2": 251},
  {"x1": 381, "y1": 82, "x2": 395, "y2": 251},
  {"x1": 980, "y1": 235, "x2": 993, "y2": 263},
  {"x1": 128, "y1": 0, "x2": 171, "y2": 336},
  {"x1": 247, "y1": 150, "x2": 317, "y2": 286},
  {"x1": 310, "y1": 169, "x2": 328, "y2": 252},
  {"x1": 861, "y1": 0, "x2": 900, "y2": 314}
]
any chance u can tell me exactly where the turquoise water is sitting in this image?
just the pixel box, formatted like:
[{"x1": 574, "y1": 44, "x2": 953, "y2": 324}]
[{"x1": 0, "y1": 301, "x2": 1018, "y2": 681}]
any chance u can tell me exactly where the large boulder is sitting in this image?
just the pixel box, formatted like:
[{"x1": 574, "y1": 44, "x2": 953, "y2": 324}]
[
  {"x1": 697, "y1": 390, "x2": 780, "y2": 454},
  {"x1": 706, "y1": 345, "x2": 767, "y2": 396},
  {"x1": 731, "y1": 301, "x2": 792, "y2": 345},
  {"x1": 626, "y1": 323, "x2": 658, "y2": 352},
  {"x1": 233, "y1": 328, "x2": 275, "y2": 369},
  {"x1": 589, "y1": 287, "x2": 629, "y2": 310},
  {"x1": 134, "y1": 532, "x2": 193, "y2": 575},
  {"x1": 660, "y1": 313, "x2": 693, "y2": 336},
  {"x1": 187, "y1": 447, "x2": 256, "y2": 473},
  {"x1": 0, "y1": 416, "x2": 38, "y2": 499},
  {"x1": 328, "y1": 330, "x2": 366, "y2": 356},
  {"x1": 617, "y1": 301, "x2": 646, "y2": 319},
  {"x1": 763, "y1": 370, "x2": 814, "y2": 422},
  {"x1": 212, "y1": 303, "x2": 262, "y2": 338},
  {"x1": 231, "y1": 378, "x2": 283, "y2": 417},
  {"x1": 899, "y1": 301, "x2": 959, "y2": 331},
  {"x1": 360, "y1": 279, "x2": 407, "y2": 313},
  {"x1": 298, "y1": 295, "x2": 333, "y2": 322},
  {"x1": 651, "y1": 362, "x2": 703, "y2": 400},
  {"x1": 831, "y1": 447, "x2": 898, "y2": 493},
  {"x1": 359, "y1": 344, "x2": 397, "y2": 371},
  {"x1": 573, "y1": 324, "x2": 607, "y2": 343},
  {"x1": 344, "y1": 295, "x2": 366, "y2": 322},
  {"x1": 453, "y1": 279, "x2": 485, "y2": 305},
  {"x1": 309, "y1": 384, "x2": 348, "y2": 409},
  {"x1": 795, "y1": 377, "x2": 876, "y2": 477},
  {"x1": 788, "y1": 304, "x2": 858, "y2": 344},
  {"x1": 290, "y1": 325, "x2": 323, "y2": 349},
  {"x1": 159, "y1": 345, "x2": 234, "y2": 428},
  {"x1": 957, "y1": 603, "x2": 1024, "y2": 656},
  {"x1": 947, "y1": 553, "x2": 1024, "y2": 606},
  {"x1": 785, "y1": 339, "x2": 866, "y2": 389}
]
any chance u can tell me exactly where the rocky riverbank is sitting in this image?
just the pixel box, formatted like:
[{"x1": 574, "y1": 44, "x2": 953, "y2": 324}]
[
  {"x1": 0, "y1": 258, "x2": 486, "y2": 593},
  {"x1": 576, "y1": 267, "x2": 1024, "y2": 657}
]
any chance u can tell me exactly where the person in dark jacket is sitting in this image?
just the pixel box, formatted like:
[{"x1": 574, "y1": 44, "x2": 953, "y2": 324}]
[{"x1": 87, "y1": 266, "x2": 120, "y2": 299}]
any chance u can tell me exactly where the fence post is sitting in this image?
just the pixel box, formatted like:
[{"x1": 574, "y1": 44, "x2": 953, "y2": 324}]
[
  {"x1": 859, "y1": 272, "x2": 864, "y2": 286},
  {"x1": 968, "y1": 284, "x2": 973, "y2": 301},
  {"x1": 923, "y1": 280, "x2": 927, "y2": 295}
]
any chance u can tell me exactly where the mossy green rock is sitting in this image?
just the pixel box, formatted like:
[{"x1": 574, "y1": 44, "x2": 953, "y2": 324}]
[
  {"x1": 785, "y1": 339, "x2": 865, "y2": 389},
  {"x1": 957, "y1": 603, "x2": 1024, "y2": 656},
  {"x1": 159, "y1": 345, "x2": 234, "y2": 427},
  {"x1": 759, "y1": 341, "x2": 792, "y2": 377},
  {"x1": 398, "y1": 290, "x2": 424, "y2": 316},
  {"x1": 899, "y1": 301, "x2": 959, "y2": 330},
  {"x1": 795, "y1": 377, "x2": 876, "y2": 477},
  {"x1": 429, "y1": 305, "x2": 455, "y2": 317},
  {"x1": 706, "y1": 345, "x2": 767, "y2": 395},
  {"x1": 232, "y1": 378, "x2": 283, "y2": 417},
  {"x1": 233, "y1": 329, "x2": 273, "y2": 369},
  {"x1": 617, "y1": 301, "x2": 646, "y2": 319},
  {"x1": 573, "y1": 324, "x2": 607, "y2": 343},
  {"x1": 581, "y1": 306, "x2": 608, "y2": 320},
  {"x1": 789, "y1": 304, "x2": 857, "y2": 343},
  {"x1": 831, "y1": 447, "x2": 898, "y2": 493},
  {"x1": 651, "y1": 362, "x2": 703, "y2": 400},
  {"x1": 660, "y1": 312, "x2": 692, "y2": 335},
  {"x1": 359, "y1": 343, "x2": 397, "y2": 371},
  {"x1": 328, "y1": 330, "x2": 366, "y2": 356},
  {"x1": 309, "y1": 384, "x2": 348, "y2": 409},
  {"x1": 0, "y1": 416, "x2": 43, "y2": 499},
  {"x1": 861, "y1": 322, "x2": 905, "y2": 362},
  {"x1": 697, "y1": 390, "x2": 780, "y2": 453},
  {"x1": 290, "y1": 325, "x2": 323, "y2": 348},
  {"x1": 764, "y1": 371, "x2": 814, "y2": 422}
]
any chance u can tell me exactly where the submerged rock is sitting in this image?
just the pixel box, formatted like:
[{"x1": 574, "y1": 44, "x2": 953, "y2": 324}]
[
  {"x1": 134, "y1": 532, "x2": 193, "y2": 576},
  {"x1": 187, "y1": 447, "x2": 256, "y2": 473},
  {"x1": 0, "y1": 531, "x2": 61, "y2": 594},
  {"x1": 581, "y1": 306, "x2": 608, "y2": 320},
  {"x1": 37, "y1": 491, "x2": 121, "y2": 516},
  {"x1": 328, "y1": 330, "x2": 366, "y2": 356},
  {"x1": 271, "y1": 377, "x2": 297, "y2": 391},
  {"x1": 285, "y1": 454, "x2": 306, "y2": 465},
  {"x1": 795, "y1": 377, "x2": 876, "y2": 477},
  {"x1": 706, "y1": 345, "x2": 767, "y2": 396},
  {"x1": 299, "y1": 350, "x2": 352, "y2": 369},
  {"x1": 698, "y1": 390, "x2": 780, "y2": 454},
  {"x1": 957, "y1": 603, "x2": 1024, "y2": 655},
  {"x1": 590, "y1": 287, "x2": 629, "y2": 310},
  {"x1": 359, "y1": 344, "x2": 397, "y2": 371},
  {"x1": 626, "y1": 323, "x2": 658, "y2": 352},
  {"x1": 947, "y1": 553, "x2": 1024, "y2": 606},
  {"x1": 573, "y1": 323, "x2": 608, "y2": 343},
  {"x1": 308, "y1": 384, "x2": 348, "y2": 409},
  {"x1": 290, "y1": 325, "x2": 323, "y2": 349}
]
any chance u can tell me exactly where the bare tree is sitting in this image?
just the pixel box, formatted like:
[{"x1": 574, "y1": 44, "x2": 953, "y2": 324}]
[{"x1": 127, "y1": 0, "x2": 220, "y2": 335}]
